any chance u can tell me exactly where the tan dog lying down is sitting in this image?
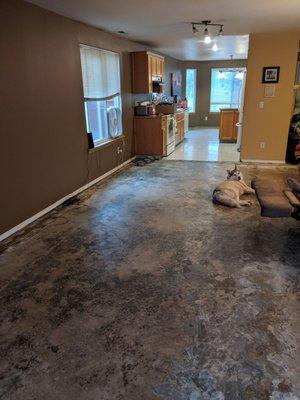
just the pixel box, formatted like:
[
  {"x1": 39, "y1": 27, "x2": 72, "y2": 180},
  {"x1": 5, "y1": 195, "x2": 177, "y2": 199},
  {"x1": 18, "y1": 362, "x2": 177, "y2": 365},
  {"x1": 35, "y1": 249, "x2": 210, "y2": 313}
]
[{"x1": 213, "y1": 164, "x2": 255, "y2": 208}]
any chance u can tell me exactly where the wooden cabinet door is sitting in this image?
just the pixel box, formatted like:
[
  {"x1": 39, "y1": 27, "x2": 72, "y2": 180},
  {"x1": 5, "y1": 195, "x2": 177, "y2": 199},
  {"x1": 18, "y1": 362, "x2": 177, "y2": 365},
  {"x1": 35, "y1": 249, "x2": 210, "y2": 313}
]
[
  {"x1": 178, "y1": 120, "x2": 184, "y2": 141},
  {"x1": 219, "y1": 109, "x2": 239, "y2": 142},
  {"x1": 161, "y1": 58, "x2": 165, "y2": 78},
  {"x1": 156, "y1": 58, "x2": 164, "y2": 78},
  {"x1": 147, "y1": 56, "x2": 153, "y2": 92},
  {"x1": 150, "y1": 55, "x2": 157, "y2": 76},
  {"x1": 134, "y1": 117, "x2": 164, "y2": 155},
  {"x1": 175, "y1": 114, "x2": 184, "y2": 144},
  {"x1": 157, "y1": 58, "x2": 161, "y2": 76}
]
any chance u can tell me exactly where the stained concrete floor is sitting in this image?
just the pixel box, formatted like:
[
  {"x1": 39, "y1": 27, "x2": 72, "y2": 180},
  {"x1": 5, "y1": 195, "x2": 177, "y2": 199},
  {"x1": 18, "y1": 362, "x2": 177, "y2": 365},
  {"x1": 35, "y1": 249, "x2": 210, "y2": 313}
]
[{"x1": 0, "y1": 161, "x2": 299, "y2": 400}]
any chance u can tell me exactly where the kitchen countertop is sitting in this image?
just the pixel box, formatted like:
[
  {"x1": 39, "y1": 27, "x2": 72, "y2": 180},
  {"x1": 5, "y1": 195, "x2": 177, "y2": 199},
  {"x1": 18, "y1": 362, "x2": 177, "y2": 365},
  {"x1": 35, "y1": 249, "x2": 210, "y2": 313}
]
[{"x1": 134, "y1": 109, "x2": 188, "y2": 119}]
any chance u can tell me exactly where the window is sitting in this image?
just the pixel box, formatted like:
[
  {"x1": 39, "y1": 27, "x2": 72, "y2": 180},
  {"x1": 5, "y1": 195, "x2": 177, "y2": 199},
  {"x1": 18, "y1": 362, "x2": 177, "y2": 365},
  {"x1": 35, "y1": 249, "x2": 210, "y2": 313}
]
[
  {"x1": 79, "y1": 45, "x2": 122, "y2": 145},
  {"x1": 186, "y1": 69, "x2": 197, "y2": 113},
  {"x1": 210, "y1": 68, "x2": 246, "y2": 112}
]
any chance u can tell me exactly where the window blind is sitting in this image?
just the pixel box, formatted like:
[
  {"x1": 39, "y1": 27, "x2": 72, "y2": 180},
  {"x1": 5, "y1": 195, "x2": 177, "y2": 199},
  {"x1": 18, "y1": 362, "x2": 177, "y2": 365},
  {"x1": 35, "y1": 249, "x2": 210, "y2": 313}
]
[{"x1": 80, "y1": 45, "x2": 121, "y2": 99}]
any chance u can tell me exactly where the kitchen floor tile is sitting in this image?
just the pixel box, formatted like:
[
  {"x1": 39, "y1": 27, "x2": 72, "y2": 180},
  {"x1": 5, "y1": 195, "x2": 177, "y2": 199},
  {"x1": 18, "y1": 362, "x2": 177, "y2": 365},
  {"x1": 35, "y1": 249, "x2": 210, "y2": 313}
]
[{"x1": 167, "y1": 126, "x2": 240, "y2": 162}]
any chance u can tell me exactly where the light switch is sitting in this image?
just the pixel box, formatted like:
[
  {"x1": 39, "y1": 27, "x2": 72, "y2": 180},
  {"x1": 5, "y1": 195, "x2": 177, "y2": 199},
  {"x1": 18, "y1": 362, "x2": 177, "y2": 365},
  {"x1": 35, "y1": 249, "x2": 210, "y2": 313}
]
[{"x1": 259, "y1": 101, "x2": 264, "y2": 109}]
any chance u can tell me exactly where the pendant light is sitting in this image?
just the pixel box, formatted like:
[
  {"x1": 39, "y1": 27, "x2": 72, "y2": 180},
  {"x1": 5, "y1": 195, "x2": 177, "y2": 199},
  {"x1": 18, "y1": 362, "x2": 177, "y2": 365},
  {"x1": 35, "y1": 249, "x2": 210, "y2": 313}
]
[
  {"x1": 192, "y1": 24, "x2": 198, "y2": 35},
  {"x1": 204, "y1": 27, "x2": 211, "y2": 44},
  {"x1": 212, "y1": 43, "x2": 218, "y2": 52},
  {"x1": 217, "y1": 70, "x2": 225, "y2": 79},
  {"x1": 235, "y1": 71, "x2": 244, "y2": 79}
]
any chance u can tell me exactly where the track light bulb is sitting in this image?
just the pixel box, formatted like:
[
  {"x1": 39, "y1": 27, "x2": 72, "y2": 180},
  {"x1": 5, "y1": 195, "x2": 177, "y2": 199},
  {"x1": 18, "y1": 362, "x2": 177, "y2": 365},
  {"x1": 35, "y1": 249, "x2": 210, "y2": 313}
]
[
  {"x1": 212, "y1": 43, "x2": 218, "y2": 51},
  {"x1": 204, "y1": 28, "x2": 211, "y2": 44},
  {"x1": 218, "y1": 26, "x2": 224, "y2": 36}
]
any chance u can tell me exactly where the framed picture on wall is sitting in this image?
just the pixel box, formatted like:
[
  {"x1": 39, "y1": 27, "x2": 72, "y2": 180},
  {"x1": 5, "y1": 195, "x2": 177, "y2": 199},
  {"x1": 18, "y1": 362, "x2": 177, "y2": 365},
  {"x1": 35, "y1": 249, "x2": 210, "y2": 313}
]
[
  {"x1": 171, "y1": 71, "x2": 182, "y2": 98},
  {"x1": 262, "y1": 66, "x2": 280, "y2": 83}
]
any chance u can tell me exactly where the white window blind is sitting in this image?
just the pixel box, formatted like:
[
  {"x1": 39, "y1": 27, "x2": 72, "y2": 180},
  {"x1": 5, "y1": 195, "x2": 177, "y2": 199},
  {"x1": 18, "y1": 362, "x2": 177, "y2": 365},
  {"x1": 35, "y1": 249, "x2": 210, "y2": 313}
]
[
  {"x1": 79, "y1": 45, "x2": 122, "y2": 145},
  {"x1": 80, "y1": 45, "x2": 121, "y2": 99}
]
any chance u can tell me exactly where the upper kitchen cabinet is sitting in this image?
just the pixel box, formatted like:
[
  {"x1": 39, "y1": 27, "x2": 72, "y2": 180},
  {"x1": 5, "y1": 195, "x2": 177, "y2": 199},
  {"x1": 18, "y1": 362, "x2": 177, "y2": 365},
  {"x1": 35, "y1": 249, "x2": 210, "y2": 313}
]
[{"x1": 131, "y1": 51, "x2": 165, "y2": 93}]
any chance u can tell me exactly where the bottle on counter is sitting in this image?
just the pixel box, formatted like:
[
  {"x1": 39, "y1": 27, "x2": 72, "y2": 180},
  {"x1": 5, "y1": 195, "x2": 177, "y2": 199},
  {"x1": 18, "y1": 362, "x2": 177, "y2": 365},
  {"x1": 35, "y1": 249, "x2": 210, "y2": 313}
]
[{"x1": 181, "y1": 98, "x2": 188, "y2": 110}]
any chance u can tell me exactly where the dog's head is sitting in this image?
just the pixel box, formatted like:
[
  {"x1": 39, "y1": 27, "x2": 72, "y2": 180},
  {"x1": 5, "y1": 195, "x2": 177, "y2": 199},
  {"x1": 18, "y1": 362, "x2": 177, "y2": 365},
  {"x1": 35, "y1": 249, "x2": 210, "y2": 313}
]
[{"x1": 227, "y1": 164, "x2": 243, "y2": 181}]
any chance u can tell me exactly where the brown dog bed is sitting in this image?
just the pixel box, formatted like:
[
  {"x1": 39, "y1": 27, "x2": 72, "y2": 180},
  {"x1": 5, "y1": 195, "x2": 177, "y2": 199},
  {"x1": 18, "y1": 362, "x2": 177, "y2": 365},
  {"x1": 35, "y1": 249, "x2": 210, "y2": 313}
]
[{"x1": 251, "y1": 177, "x2": 292, "y2": 218}]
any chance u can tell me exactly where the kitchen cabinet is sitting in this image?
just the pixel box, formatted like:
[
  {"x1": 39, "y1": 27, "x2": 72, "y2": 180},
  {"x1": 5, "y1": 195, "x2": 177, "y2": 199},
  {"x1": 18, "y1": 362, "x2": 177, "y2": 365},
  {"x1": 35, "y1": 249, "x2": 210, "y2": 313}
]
[
  {"x1": 175, "y1": 112, "x2": 185, "y2": 145},
  {"x1": 219, "y1": 108, "x2": 239, "y2": 142},
  {"x1": 134, "y1": 114, "x2": 177, "y2": 156},
  {"x1": 134, "y1": 116, "x2": 167, "y2": 156},
  {"x1": 131, "y1": 51, "x2": 165, "y2": 93}
]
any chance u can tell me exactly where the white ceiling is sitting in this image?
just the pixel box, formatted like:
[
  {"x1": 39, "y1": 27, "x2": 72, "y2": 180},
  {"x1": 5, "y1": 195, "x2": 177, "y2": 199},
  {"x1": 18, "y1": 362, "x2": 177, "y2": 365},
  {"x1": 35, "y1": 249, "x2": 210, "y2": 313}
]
[{"x1": 27, "y1": 0, "x2": 300, "y2": 61}]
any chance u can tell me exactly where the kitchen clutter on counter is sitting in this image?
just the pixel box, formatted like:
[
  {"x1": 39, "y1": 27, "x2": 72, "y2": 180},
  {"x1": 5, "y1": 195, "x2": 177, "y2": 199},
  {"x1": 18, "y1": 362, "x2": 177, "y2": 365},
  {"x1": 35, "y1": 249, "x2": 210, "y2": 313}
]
[{"x1": 134, "y1": 94, "x2": 188, "y2": 117}]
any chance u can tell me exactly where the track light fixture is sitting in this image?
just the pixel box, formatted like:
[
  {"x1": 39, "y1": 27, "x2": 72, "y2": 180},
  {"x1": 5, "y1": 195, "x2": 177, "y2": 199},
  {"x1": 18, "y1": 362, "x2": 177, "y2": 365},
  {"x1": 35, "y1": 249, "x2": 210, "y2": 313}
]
[{"x1": 191, "y1": 20, "x2": 224, "y2": 43}]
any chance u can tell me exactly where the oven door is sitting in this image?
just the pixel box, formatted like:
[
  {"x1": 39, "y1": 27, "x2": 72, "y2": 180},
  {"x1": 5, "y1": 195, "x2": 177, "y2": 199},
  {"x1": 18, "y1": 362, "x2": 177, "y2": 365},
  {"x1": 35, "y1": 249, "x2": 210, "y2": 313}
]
[
  {"x1": 166, "y1": 140, "x2": 175, "y2": 155},
  {"x1": 167, "y1": 116, "x2": 176, "y2": 145}
]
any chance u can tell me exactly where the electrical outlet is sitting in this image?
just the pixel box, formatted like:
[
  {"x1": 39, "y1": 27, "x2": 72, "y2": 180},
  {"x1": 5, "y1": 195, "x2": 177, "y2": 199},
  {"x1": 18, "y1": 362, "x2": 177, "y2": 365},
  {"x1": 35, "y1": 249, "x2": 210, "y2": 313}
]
[
  {"x1": 260, "y1": 142, "x2": 266, "y2": 149},
  {"x1": 204, "y1": 116, "x2": 208, "y2": 121},
  {"x1": 259, "y1": 101, "x2": 264, "y2": 109}
]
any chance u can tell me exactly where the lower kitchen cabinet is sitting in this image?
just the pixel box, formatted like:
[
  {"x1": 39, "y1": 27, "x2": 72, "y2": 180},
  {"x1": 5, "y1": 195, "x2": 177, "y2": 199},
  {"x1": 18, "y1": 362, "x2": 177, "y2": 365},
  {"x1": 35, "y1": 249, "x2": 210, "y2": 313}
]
[
  {"x1": 134, "y1": 115, "x2": 178, "y2": 156},
  {"x1": 134, "y1": 116, "x2": 166, "y2": 156},
  {"x1": 134, "y1": 112, "x2": 186, "y2": 156},
  {"x1": 175, "y1": 112, "x2": 185, "y2": 145}
]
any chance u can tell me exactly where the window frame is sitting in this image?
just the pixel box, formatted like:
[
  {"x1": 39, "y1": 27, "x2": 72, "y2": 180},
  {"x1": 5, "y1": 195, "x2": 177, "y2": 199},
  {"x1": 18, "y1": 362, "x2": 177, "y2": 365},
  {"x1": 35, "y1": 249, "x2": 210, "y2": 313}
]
[
  {"x1": 185, "y1": 68, "x2": 197, "y2": 114},
  {"x1": 209, "y1": 68, "x2": 246, "y2": 114},
  {"x1": 79, "y1": 44, "x2": 123, "y2": 147}
]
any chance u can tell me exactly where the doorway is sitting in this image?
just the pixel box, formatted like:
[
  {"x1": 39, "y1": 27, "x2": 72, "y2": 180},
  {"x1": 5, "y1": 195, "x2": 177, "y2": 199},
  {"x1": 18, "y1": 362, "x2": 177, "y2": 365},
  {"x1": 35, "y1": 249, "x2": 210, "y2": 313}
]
[{"x1": 168, "y1": 67, "x2": 247, "y2": 162}]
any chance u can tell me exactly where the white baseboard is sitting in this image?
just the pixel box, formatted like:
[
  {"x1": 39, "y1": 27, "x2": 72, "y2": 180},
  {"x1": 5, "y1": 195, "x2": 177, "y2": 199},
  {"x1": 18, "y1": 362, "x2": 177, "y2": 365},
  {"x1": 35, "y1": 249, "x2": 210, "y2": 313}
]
[
  {"x1": 0, "y1": 157, "x2": 135, "y2": 242},
  {"x1": 241, "y1": 159, "x2": 285, "y2": 164}
]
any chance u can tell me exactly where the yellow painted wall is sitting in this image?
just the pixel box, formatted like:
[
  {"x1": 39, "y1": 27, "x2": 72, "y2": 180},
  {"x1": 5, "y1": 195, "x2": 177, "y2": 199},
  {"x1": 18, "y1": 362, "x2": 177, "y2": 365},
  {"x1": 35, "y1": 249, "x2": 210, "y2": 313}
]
[{"x1": 241, "y1": 32, "x2": 299, "y2": 161}]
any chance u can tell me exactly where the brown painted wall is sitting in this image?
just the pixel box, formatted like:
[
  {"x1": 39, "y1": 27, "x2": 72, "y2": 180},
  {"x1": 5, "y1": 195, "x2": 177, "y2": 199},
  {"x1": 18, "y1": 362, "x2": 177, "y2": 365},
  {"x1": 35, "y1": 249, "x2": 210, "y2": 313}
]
[
  {"x1": 181, "y1": 60, "x2": 247, "y2": 127},
  {"x1": 0, "y1": 0, "x2": 181, "y2": 235},
  {"x1": 241, "y1": 31, "x2": 300, "y2": 161}
]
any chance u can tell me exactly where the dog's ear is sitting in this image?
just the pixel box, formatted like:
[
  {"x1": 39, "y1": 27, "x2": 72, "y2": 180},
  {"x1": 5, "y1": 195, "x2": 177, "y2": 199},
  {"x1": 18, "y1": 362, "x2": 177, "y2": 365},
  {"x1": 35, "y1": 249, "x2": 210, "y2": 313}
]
[
  {"x1": 234, "y1": 163, "x2": 239, "y2": 171},
  {"x1": 227, "y1": 169, "x2": 231, "y2": 175}
]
